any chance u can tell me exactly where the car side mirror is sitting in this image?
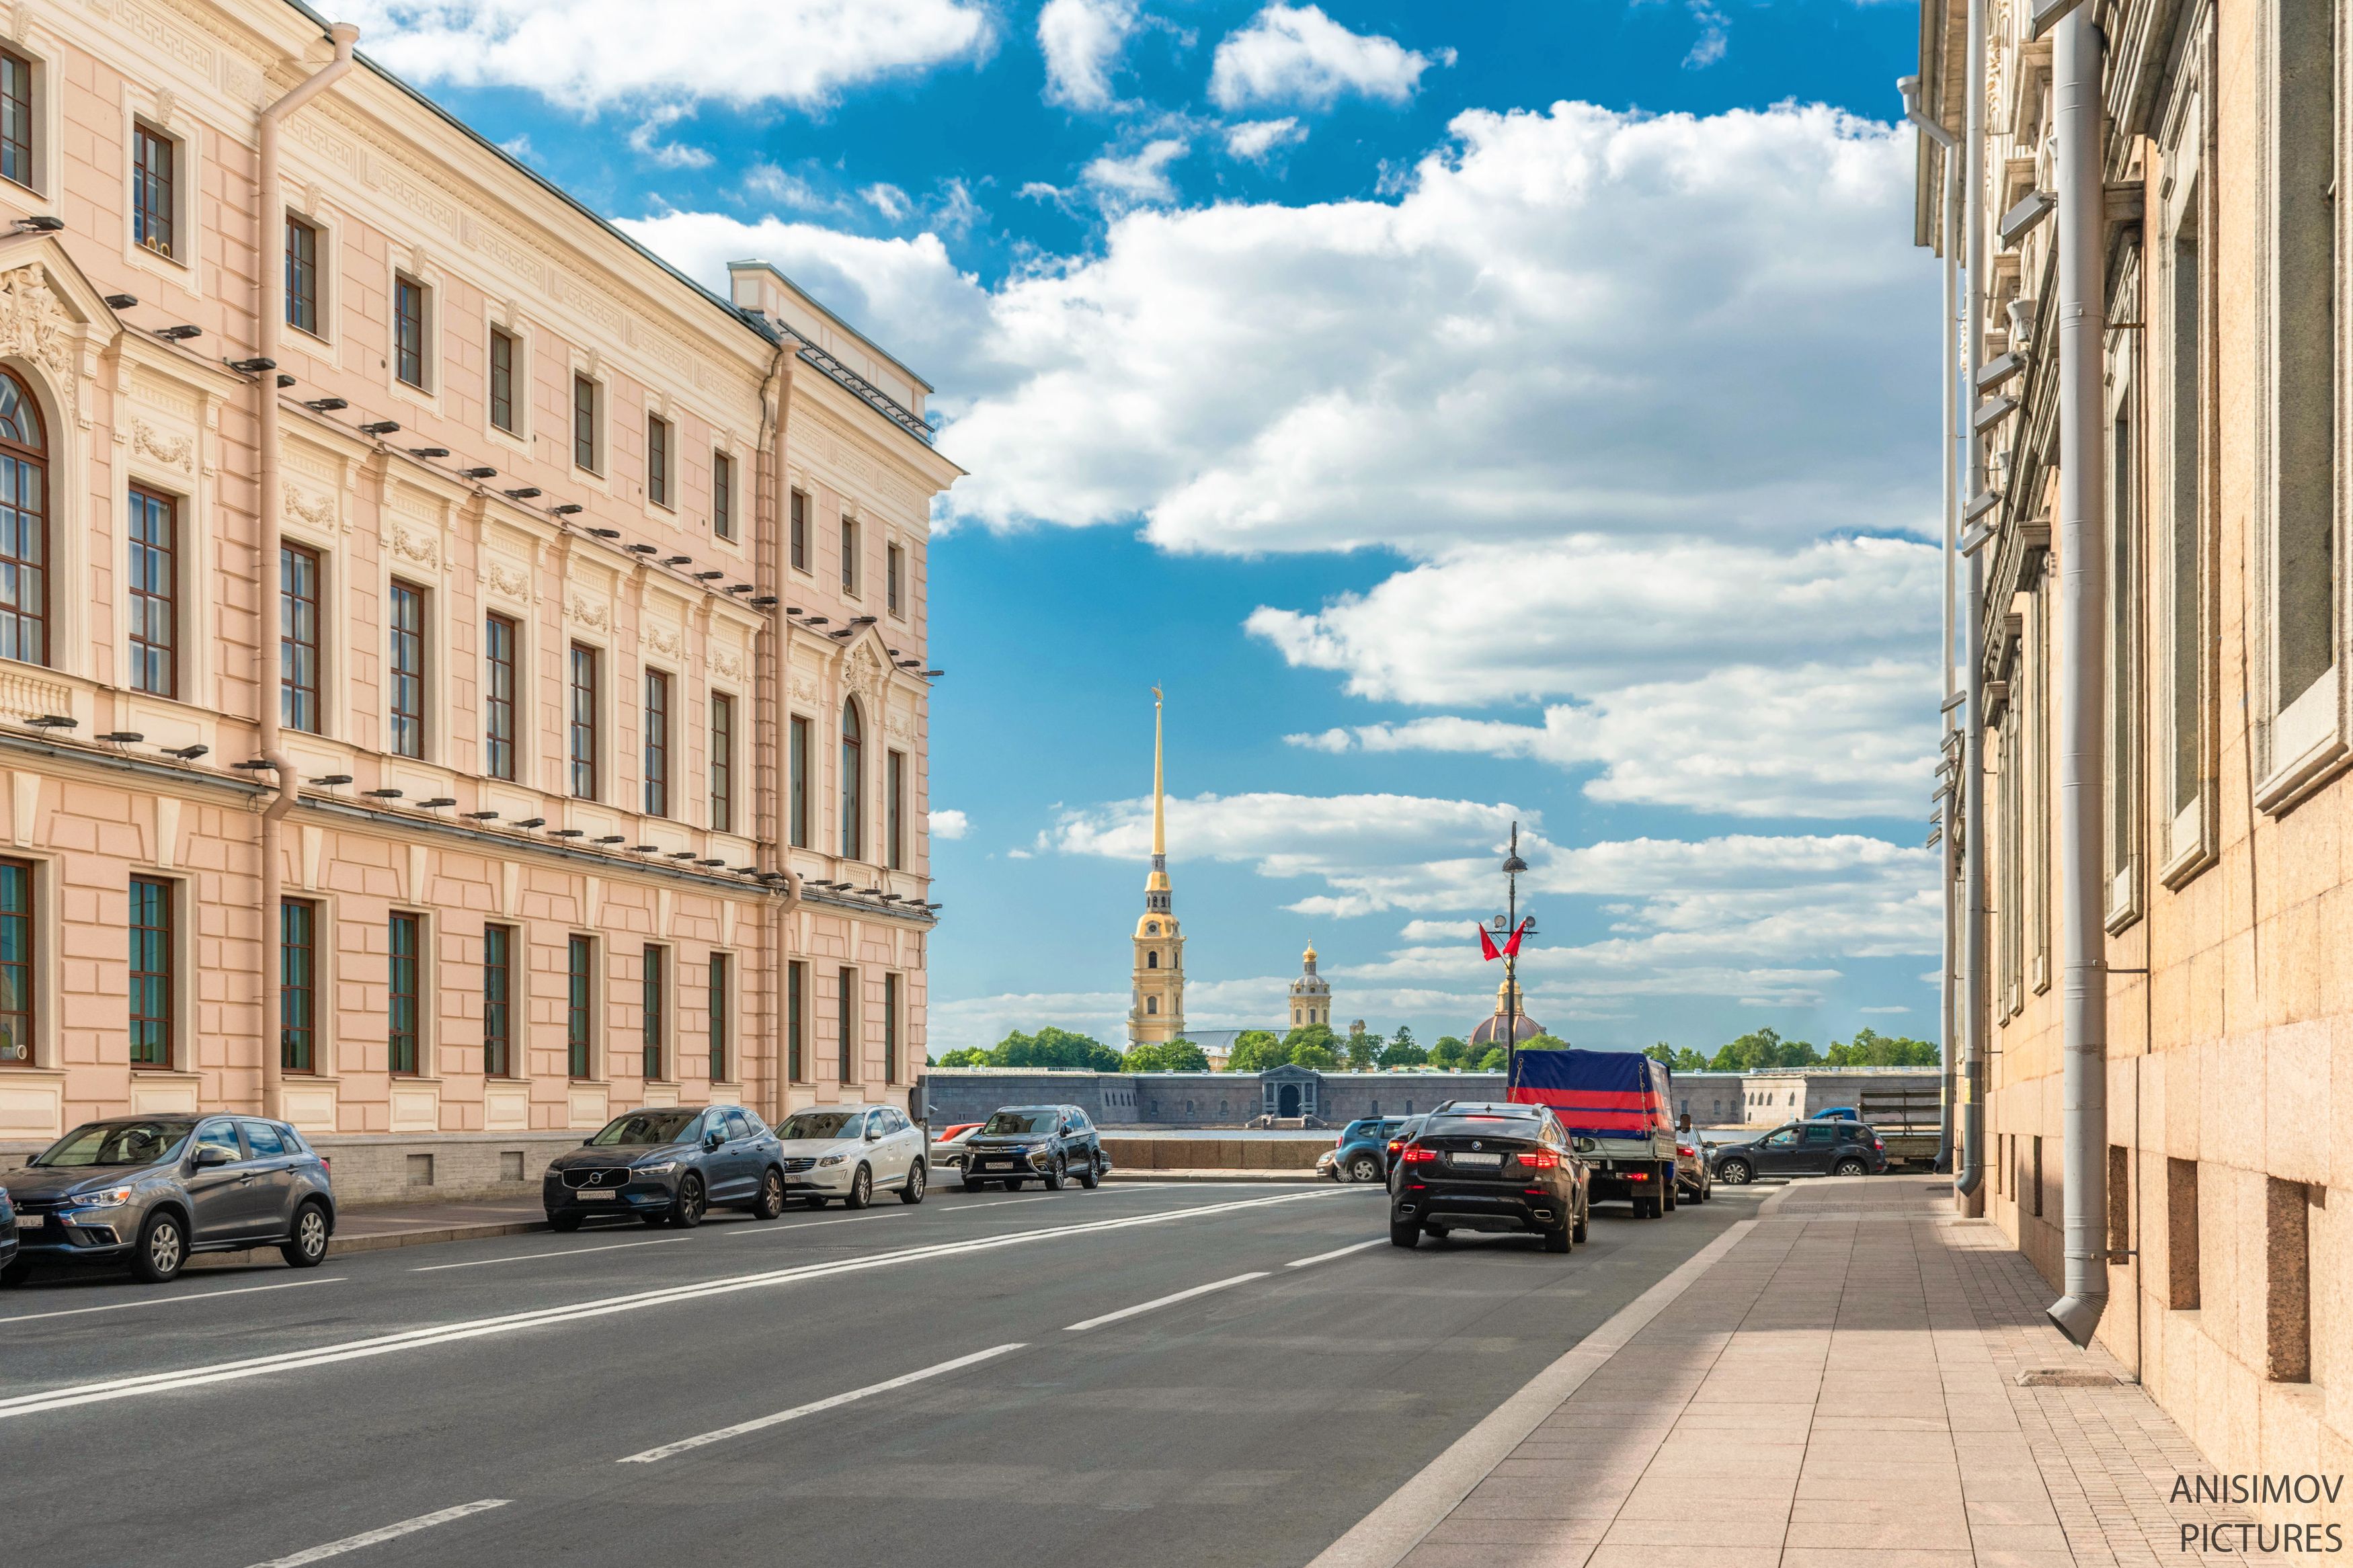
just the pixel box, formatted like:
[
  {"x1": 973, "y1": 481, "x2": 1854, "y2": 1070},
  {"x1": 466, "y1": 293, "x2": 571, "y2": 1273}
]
[
  {"x1": 705, "y1": 1131, "x2": 725, "y2": 1151},
  {"x1": 1573, "y1": 1137, "x2": 1597, "y2": 1154},
  {"x1": 866, "y1": 1126, "x2": 882, "y2": 1141},
  {"x1": 194, "y1": 1145, "x2": 233, "y2": 1168}
]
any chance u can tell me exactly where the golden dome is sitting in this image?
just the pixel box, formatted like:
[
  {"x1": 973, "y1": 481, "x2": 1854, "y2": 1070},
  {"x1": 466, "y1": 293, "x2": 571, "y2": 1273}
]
[{"x1": 1135, "y1": 912, "x2": 1181, "y2": 939}]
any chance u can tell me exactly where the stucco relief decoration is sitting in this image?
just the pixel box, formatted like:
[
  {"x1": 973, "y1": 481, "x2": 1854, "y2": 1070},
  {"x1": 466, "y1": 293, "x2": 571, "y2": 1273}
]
[
  {"x1": 566, "y1": 592, "x2": 610, "y2": 632},
  {"x1": 842, "y1": 642, "x2": 885, "y2": 703},
  {"x1": 789, "y1": 673, "x2": 820, "y2": 705},
  {"x1": 130, "y1": 419, "x2": 194, "y2": 470},
  {"x1": 391, "y1": 523, "x2": 438, "y2": 569},
  {"x1": 709, "y1": 645, "x2": 744, "y2": 683},
  {"x1": 885, "y1": 709, "x2": 916, "y2": 743},
  {"x1": 284, "y1": 486, "x2": 337, "y2": 532},
  {"x1": 0, "y1": 267, "x2": 82, "y2": 421},
  {"x1": 642, "y1": 621, "x2": 684, "y2": 659},
  {"x1": 486, "y1": 559, "x2": 530, "y2": 602}
]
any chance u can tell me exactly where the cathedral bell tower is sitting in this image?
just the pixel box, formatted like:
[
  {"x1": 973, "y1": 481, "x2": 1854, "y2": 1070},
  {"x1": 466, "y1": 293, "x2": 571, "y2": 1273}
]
[{"x1": 1129, "y1": 688, "x2": 1187, "y2": 1044}]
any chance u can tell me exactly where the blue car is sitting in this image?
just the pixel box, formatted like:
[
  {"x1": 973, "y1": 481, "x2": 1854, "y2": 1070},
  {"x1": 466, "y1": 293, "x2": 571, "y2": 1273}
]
[
  {"x1": 543, "y1": 1105, "x2": 787, "y2": 1230},
  {"x1": 1318, "y1": 1116, "x2": 1409, "y2": 1184}
]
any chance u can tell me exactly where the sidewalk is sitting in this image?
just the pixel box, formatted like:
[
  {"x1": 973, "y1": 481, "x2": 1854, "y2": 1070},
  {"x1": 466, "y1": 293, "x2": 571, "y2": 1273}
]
[{"x1": 1353, "y1": 1175, "x2": 2292, "y2": 1568}]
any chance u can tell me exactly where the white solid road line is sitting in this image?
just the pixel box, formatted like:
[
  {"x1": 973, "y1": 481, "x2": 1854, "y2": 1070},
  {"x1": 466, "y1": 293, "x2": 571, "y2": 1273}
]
[
  {"x1": 0, "y1": 1276, "x2": 345, "y2": 1327},
  {"x1": 0, "y1": 1187, "x2": 1347, "y2": 1422},
  {"x1": 1064, "y1": 1272, "x2": 1269, "y2": 1332},
  {"x1": 618, "y1": 1343, "x2": 1026, "y2": 1463},
  {"x1": 243, "y1": 1498, "x2": 511, "y2": 1567},
  {"x1": 1285, "y1": 1239, "x2": 1385, "y2": 1269},
  {"x1": 411, "y1": 1236, "x2": 692, "y2": 1272}
]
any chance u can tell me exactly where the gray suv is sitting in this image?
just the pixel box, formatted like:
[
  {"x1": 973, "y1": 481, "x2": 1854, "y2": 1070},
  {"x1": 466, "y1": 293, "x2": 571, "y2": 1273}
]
[{"x1": 2, "y1": 1116, "x2": 337, "y2": 1284}]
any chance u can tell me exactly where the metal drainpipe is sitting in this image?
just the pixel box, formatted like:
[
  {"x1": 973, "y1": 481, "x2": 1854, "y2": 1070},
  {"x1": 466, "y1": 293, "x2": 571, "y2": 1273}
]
[
  {"x1": 255, "y1": 22, "x2": 358, "y2": 1119},
  {"x1": 2046, "y1": 4, "x2": 2110, "y2": 1348},
  {"x1": 1954, "y1": 0, "x2": 1990, "y2": 1208},
  {"x1": 1901, "y1": 77, "x2": 1961, "y2": 1175},
  {"x1": 753, "y1": 329, "x2": 799, "y2": 1126}
]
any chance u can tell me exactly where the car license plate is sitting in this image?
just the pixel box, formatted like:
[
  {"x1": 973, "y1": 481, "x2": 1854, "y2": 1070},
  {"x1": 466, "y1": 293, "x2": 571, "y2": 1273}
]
[
  {"x1": 1450, "y1": 1153, "x2": 1503, "y2": 1168},
  {"x1": 574, "y1": 1190, "x2": 615, "y2": 1201},
  {"x1": 13, "y1": 1213, "x2": 41, "y2": 1230}
]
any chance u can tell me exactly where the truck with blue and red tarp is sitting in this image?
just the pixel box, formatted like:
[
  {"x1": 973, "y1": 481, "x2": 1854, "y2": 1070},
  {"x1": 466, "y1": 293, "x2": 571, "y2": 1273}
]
[{"x1": 1507, "y1": 1047, "x2": 1681, "y2": 1218}]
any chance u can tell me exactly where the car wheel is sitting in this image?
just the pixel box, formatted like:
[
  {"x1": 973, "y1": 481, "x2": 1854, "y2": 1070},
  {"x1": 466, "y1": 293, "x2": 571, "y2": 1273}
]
[
  {"x1": 1347, "y1": 1153, "x2": 1382, "y2": 1184},
  {"x1": 280, "y1": 1201, "x2": 331, "y2": 1268},
  {"x1": 1718, "y1": 1158, "x2": 1753, "y2": 1186},
  {"x1": 670, "y1": 1175, "x2": 707, "y2": 1229},
  {"x1": 1544, "y1": 1222, "x2": 1571, "y2": 1253},
  {"x1": 900, "y1": 1161, "x2": 927, "y2": 1205},
  {"x1": 1833, "y1": 1157, "x2": 1868, "y2": 1178},
  {"x1": 1663, "y1": 1180, "x2": 1677, "y2": 1213},
  {"x1": 1389, "y1": 1216, "x2": 1421, "y2": 1249},
  {"x1": 549, "y1": 1213, "x2": 582, "y2": 1233},
  {"x1": 131, "y1": 1210, "x2": 186, "y2": 1284},
  {"x1": 843, "y1": 1164, "x2": 873, "y2": 1210},
  {"x1": 754, "y1": 1168, "x2": 787, "y2": 1220},
  {"x1": 1572, "y1": 1202, "x2": 1590, "y2": 1244},
  {"x1": 1043, "y1": 1156, "x2": 1067, "y2": 1192},
  {"x1": 1077, "y1": 1154, "x2": 1101, "y2": 1190}
]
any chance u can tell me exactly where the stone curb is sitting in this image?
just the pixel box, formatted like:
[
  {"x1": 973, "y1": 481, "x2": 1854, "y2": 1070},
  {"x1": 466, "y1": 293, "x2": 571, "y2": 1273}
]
[{"x1": 1101, "y1": 1169, "x2": 1322, "y2": 1183}]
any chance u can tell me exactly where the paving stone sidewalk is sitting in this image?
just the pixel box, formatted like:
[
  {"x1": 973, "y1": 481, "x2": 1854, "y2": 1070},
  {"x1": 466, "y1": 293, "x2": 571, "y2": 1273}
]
[{"x1": 1403, "y1": 1175, "x2": 2282, "y2": 1568}]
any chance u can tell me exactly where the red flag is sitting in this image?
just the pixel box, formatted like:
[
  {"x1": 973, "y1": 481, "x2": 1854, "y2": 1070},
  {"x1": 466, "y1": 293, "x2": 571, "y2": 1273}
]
[
  {"x1": 1501, "y1": 917, "x2": 1532, "y2": 958},
  {"x1": 1478, "y1": 924, "x2": 1502, "y2": 961}
]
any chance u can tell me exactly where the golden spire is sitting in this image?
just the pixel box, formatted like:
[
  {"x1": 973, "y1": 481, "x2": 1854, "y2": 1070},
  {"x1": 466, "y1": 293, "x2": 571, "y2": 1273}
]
[{"x1": 1151, "y1": 686, "x2": 1166, "y2": 860}]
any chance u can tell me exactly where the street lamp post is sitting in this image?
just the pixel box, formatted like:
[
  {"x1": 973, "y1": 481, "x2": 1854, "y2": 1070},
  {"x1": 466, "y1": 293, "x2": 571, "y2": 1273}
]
[{"x1": 1499, "y1": 823, "x2": 1530, "y2": 1084}]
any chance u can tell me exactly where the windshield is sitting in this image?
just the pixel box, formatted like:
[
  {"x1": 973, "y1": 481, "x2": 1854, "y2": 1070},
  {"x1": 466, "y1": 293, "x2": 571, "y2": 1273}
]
[
  {"x1": 777, "y1": 1112, "x2": 863, "y2": 1141},
  {"x1": 33, "y1": 1120, "x2": 196, "y2": 1168},
  {"x1": 588, "y1": 1110, "x2": 701, "y2": 1147},
  {"x1": 983, "y1": 1111, "x2": 1059, "y2": 1137}
]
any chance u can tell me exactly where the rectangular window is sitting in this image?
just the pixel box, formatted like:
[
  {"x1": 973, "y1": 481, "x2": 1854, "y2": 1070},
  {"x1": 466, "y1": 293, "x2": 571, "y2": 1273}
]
[
  {"x1": 643, "y1": 669, "x2": 670, "y2": 817},
  {"x1": 787, "y1": 960, "x2": 806, "y2": 1082},
  {"x1": 709, "y1": 692, "x2": 735, "y2": 833},
  {"x1": 2167, "y1": 1156, "x2": 2201, "y2": 1309},
  {"x1": 0, "y1": 858, "x2": 28, "y2": 1065},
  {"x1": 282, "y1": 544, "x2": 322, "y2": 735},
  {"x1": 2270, "y1": 0, "x2": 2338, "y2": 751},
  {"x1": 887, "y1": 749, "x2": 906, "y2": 871},
  {"x1": 573, "y1": 374, "x2": 599, "y2": 471},
  {"x1": 285, "y1": 215, "x2": 320, "y2": 337},
  {"x1": 647, "y1": 415, "x2": 670, "y2": 508},
  {"x1": 566, "y1": 935, "x2": 593, "y2": 1079},
  {"x1": 281, "y1": 899, "x2": 318, "y2": 1074},
  {"x1": 388, "y1": 911, "x2": 421, "y2": 1076},
  {"x1": 132, "y1": 122, "x2": 173, "y2": 259},
  {"x1": 789, "y1": 715, "x2": 810, "y2": 848},
  {"x1": 484, "y1": 613, "x2": 518, "y2": 782},
  {"x1": 483, "y1": 923, "x2": 514, "y2": 1079},
  {"x1": 0, "y1": 50, "x2": 32, "y2": 191},
  {"x1": 708, "y1": 952, "x2": 730, "y2": 1084},
  {"x1": 2165, "y1": 176, "x2": 2205, "y2": 857},
  {"x1": 837, "y1": 966, "x2": 855, "y2": 1083},
  {"x1": 393, "y1": 275, "x2": 427, "y2": 390},
  {"x1": 126, "y1": 485, "x2": 177, "y2": 698},
  {"x1": 841, "y1": 515, "x2": 860, "y2": 595},
  {"x1": 883, "y1": 972, "x2": 900, "y2": 1087},
  {"x1": 569, "y1": 643, "x2": 599, "y2": 799},
  {"x1": 2107, "y1": 367, "x2": 2141, "y2": 913},
  {"x1": 642, "y1": 946, "x2": 665, "y2": 1081},
  {"x1": 713, "y1": 452, "x2": 734, "y2": 540},
  {"x1": 389, "y1": 581, "x2": 426, "y2": 759},
  {"x1": 886, "y1": 542, "x2": 904, "y2": 617},
  {"x1": 128, "y1": 875, "x2": 172, "y2": 1068},
  {"x1": 489, "y1": 328, "x2": 516, "y2": 434},
  {"x1": 790, "y1": 489, "x2": 809, "y2": 571}
]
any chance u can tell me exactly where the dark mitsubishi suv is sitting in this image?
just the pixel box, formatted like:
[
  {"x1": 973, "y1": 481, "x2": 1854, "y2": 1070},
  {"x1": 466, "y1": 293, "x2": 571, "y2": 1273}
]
[
  {"x1": 958, "y1": 1105, "x2": 1109, "y2": 1192},
  {"x1": 1390, "y1": 1102, "x2": 1590, "y2": 1253}
]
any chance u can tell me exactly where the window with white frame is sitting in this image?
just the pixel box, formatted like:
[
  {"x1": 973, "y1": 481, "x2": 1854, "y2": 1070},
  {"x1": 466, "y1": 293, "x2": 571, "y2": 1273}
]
[
  {"x1": 2159, "y1": 84, "x2": 2211, "y2": 875},
  {"x1": 2105, "y1": 282, "x2": 2143, "y2": 925}
]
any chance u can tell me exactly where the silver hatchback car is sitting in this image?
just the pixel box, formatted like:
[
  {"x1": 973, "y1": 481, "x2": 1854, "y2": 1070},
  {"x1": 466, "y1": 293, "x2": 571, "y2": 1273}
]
[{"x1": 2, "y1": 1115, "x2": 337, "y2": 1284}]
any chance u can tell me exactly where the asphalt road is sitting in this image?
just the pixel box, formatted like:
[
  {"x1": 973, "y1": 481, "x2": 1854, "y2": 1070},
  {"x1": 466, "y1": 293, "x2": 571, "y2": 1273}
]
[{"x1": 3, "y1": 1178, "x2": 1759, "y2": 1568}]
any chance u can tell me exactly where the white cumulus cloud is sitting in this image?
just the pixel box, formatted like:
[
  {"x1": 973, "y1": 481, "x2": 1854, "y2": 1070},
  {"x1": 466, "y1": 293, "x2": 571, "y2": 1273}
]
[
  {"x1": 1207, "y1": 3, "x2": 1450, "y2": 111},
  {"x1": 343, "y1": 0, "x2": 992, "y2": 110},
  {"x1": 928, "y1": 809, "x2": 971, "y2": 840},
  {"x1": 1224, "y1": 117, "x2": 1308, "y2": 160},
  {"x1": 1082, "y1": 138, "x2": 1191, "y2": 206},
  {"x1": 1039, "y1": 0, "x2": 1142, "y2": 110}
]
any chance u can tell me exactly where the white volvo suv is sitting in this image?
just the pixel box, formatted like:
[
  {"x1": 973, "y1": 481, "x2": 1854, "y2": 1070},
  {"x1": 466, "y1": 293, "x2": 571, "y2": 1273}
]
[{"x1": 772, "y1": 1104, "x2": 929, "y2": 1208}]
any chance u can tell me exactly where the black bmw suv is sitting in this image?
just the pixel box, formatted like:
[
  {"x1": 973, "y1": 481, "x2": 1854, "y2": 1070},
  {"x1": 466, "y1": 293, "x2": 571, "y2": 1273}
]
[
  {"x1": 958, "y1": 1105, "x2": 1109, "y2": 1192},
  {"x1": 1390, "y1": 1102, "x2": 1590, "y2": 1253}
]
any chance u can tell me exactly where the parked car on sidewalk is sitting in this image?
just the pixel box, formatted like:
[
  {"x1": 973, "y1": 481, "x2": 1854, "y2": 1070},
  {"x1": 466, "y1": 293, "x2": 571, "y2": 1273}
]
[
  {"x1": 2, "y1": 1115, "x2": 336, "y2": 1284},
  {"x1": 0, "y1": 1186, "x2": 19, "y2": 1278},
  {"x1": 774, "y1": 1104, "x2": 930, "y2": 1208},
  {"x1": 959, "y1": 1104, "x2": 1107, "y2": 1192},
  {"x1": 1710, "y1": 1120, "x2": 1889, "y2": 1185},
  {"x1": 928, "y1": 1122, "x2": 984, "y2": 1175},
  {"x1": 1318, "y1": 1116, "x2": 1408, "y2": 1183},
  {"x1": 544, "y1": 1105, "x2": 787, "y2": 1231},
  {"x1": 1389, "y1": 1102, "x2": 1590, "y2": 1253}
]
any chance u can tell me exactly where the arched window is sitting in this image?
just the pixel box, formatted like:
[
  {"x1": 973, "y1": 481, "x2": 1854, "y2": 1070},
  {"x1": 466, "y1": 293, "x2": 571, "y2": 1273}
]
[
  {"x1": 839, "y1": 699, "x2": 863, "y2": 860},
  {"x1": 1146, "y1": 951, "x2": 1159, "y2": 969},
  {"x1": 0, "y1": 370, "x2": 47, "y2": 667},
  {"x1": 1146, "y1": 996, "x2": 1158, "y2": 1014}
]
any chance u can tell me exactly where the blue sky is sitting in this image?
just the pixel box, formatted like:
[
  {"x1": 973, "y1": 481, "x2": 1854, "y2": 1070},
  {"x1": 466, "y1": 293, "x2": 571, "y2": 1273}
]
[{"x1": 345, "y1": 0, "x2": 1942, "y2": 1056}]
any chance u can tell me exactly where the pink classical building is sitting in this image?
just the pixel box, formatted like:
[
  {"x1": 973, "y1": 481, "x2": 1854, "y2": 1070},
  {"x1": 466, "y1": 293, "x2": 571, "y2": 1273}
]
[{"x1": 0, "y1": 0, "x2": 959, "y2": 1195}]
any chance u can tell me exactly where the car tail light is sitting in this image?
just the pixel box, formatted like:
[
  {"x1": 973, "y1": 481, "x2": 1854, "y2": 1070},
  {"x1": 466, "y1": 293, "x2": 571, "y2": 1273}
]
[
  {"x1": 1677, "y1": 1145, "x2": 1696, "y2": 1158},
  {"x1": 1626, "y1": 1169, "x2": 1649, "y2": 1181},
  {"x1": 1518, "y1": 1150, "x2": 1560, "y2": 1169},
  {"x1": 1874, "y1": 1139, "x2": 1885, "y2": 1152},
  {"x1": 1402, "y1": 1145, "x2": 1439, "y2": 1164}
]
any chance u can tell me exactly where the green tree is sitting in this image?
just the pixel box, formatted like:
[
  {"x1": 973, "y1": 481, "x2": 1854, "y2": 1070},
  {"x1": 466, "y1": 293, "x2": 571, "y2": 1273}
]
[
  {"x1": 1478, "y1": 1046, "x2": 1509, "y2": 1071},
  {"x1": 1706, "y1": 1027, "x2": 1823, "y2": 1073},
  {"x1": 1345, "y1": 1028, "x2": 1382, "y2": 1071},
  {"x1": 1281, "y1": 1022, "x2": 1339, "y2": 1057},
  {"x1": 993, "y1": 1026, "x2": 1123, "y2": 1071},
  {"x1": 1823, "y1": 1028, "x2": 1940, "y2": 1067},
  {"x1": 1121, "y1": 1042, "x2": 1166, "y2": 1071},
  {"x1": 1160, "y1": 1039, "x2": 1211, "y2": 1071},
  {"x1": 1520, "y1": 1034, "x2": 1570, "y2": 1053},
  {"x1": 1644, "y1": 1042, "x2": 1676, "y2": 1066},
  {"x1": 1291, "y1": 1038, "x2": 1341, "y2": 1069},
  {"x1": 1378, "y1": 1035, "x2": 1428, "y2": 1068},
  {"x1": 934, "y1": 1047, "x2": 990, "y2": 1067},
  {"x1": 1429, "y1": 1035, "x2": 1471, "y2": 1071},
  {"x1": 1227, "y1": 1029, "x2": 1289, "y2": 1073}
]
